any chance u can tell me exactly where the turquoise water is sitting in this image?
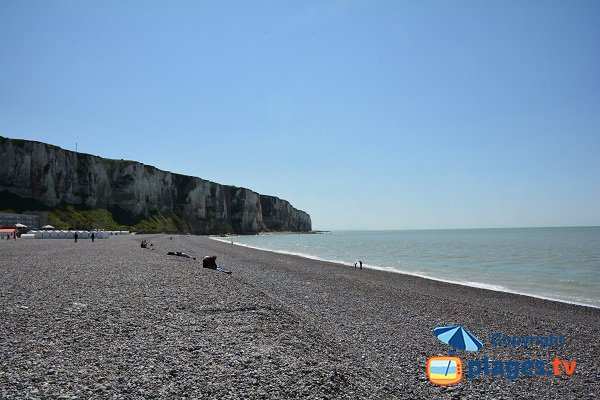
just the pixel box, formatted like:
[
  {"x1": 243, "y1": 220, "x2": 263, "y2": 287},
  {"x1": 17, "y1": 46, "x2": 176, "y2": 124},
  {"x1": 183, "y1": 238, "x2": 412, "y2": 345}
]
[{"x1": 217, "y1": 227, "x2": 600, "y2": 308}]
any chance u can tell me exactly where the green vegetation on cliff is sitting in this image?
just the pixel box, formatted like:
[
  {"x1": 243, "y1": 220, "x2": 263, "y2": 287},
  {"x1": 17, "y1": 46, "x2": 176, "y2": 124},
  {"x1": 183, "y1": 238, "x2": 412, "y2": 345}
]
[
  {"x1": 49, "y1": 207, "x2": 125, "y2": 231},
  {"x1": 131, "y1": 213, "x2": 178, "y2": 233},
  {"x1": 48, "y1": 206, "x2": 187, "y2": 233}
]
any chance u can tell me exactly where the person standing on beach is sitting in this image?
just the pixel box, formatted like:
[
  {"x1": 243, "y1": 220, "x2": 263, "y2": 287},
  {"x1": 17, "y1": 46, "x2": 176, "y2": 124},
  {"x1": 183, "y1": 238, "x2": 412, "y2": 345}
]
[
  {"x1": 74, "y1": 232, "x2": 78, "y2": 243},
  {"x1": 91, "y1": 232, "x2": 95, "y2": 242},
  {"x1": 359, "y1": 260, "x2": 363, "y2": 269}
]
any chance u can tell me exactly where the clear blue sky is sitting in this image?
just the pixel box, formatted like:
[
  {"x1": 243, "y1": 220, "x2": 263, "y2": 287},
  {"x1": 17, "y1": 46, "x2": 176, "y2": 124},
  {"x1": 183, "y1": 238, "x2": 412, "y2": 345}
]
[{"x1": 1, "y1": 1, "x2": 599, "y2": 230}]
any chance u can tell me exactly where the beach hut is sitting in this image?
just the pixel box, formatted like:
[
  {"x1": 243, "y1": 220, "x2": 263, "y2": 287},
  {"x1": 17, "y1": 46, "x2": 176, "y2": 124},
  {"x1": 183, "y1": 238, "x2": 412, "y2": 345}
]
[
  {"x1": 65, "y1": 231, "x2": 74, "y2": 239},
  {"x1": 33, "y1": 231, "x2": 43, "y2": 239},
  {"x1": 50, "y1": 231, "x2": 59, "y2": 239},
  {"x1": 58, "y1": 231, "x2": 67, "y2": 239},
  {"x1": 0, "y1": 228, "x2": 17, "y2": 239}
]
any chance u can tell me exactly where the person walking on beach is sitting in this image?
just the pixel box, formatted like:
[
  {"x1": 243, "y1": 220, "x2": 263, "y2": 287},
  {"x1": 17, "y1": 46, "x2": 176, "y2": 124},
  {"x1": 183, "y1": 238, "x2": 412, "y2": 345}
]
[
  {"x1": 74, "y1": 232, "x2": 78, "y2": 243},
  {"x1": 91, "y1": 232, "x2": 95, "y2": 242},
  {"x1": 202, "y1": 255, "x2": 232, "y2": 274},
  {"x1": 359, "y1": 260, "x2": 363, "y2": 269}
]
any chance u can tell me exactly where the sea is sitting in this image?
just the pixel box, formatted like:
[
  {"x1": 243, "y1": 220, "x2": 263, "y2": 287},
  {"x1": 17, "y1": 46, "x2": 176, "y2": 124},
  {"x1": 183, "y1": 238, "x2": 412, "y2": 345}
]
[{"x1": 215, "y1": 227, "x2": 600, "y2": 308}]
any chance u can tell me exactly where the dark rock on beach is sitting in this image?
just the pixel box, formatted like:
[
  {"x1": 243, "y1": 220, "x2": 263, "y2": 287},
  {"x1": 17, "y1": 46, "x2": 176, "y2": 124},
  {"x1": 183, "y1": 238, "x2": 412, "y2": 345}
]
[{"x1": 1, "y1": 235, "x2": 598, "y2": 399}]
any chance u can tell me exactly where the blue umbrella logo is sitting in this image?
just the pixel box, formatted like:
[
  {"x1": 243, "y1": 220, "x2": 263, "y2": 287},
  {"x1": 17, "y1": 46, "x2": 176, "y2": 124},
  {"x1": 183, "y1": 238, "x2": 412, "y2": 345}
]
[
  {"x1": 434, "y1": 325, "x2": 483, "y2": 354},
  {"x1": 432, "y1": 325, "x2": 483, "y2": 379}
]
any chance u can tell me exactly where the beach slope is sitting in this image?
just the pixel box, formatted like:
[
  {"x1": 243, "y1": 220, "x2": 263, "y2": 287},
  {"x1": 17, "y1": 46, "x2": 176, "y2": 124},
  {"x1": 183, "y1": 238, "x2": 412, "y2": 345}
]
[{"x1": 1, "y1": 235, "x2": 598, "y2": 399}]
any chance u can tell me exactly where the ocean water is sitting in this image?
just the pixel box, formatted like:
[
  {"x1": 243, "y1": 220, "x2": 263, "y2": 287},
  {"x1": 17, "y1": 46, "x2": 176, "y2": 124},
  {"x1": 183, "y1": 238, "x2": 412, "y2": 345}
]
[{"x1": 216, "y1": 227, "x2": 600, "y2": 308}]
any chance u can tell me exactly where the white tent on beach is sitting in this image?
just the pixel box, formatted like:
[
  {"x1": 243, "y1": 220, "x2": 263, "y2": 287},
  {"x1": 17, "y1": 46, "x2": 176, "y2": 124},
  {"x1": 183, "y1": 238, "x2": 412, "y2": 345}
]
[
  {"x1": 26, "y1": 229, "x2": 110, "y2": 239},
  {"x1": 95, "y1": 231, "x2": 109, "y2": 239}
]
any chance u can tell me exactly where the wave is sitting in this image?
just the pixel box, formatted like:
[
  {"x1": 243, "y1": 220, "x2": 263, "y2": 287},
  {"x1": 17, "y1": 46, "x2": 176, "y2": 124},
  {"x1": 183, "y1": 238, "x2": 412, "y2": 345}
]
[
  {"x1": 559, "y1": 279, "x2": 596, "y2": 287},
  {"x1": 209, "y1": 237, "x2": 600, "y2": 309}
]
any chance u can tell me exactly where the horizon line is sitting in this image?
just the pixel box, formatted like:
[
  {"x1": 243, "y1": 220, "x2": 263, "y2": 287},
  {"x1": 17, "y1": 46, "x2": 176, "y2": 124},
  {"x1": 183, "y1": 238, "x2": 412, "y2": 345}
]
[{"x1": 314, "y1": 225, "x2": 600, "y2": 232}]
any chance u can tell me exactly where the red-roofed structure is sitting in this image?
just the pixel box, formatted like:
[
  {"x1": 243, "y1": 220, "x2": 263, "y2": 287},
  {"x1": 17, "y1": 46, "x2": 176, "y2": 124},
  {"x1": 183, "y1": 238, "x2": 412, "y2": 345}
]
[{"x1": 0, "y1": 228, "x2": 17, "y2": 239}]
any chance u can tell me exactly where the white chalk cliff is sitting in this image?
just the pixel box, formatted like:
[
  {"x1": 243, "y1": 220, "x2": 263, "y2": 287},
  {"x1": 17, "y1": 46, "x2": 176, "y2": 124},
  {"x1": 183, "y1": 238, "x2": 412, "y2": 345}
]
[{"x1": 0, "y1": 136, "x2": 311, "y2": 234}]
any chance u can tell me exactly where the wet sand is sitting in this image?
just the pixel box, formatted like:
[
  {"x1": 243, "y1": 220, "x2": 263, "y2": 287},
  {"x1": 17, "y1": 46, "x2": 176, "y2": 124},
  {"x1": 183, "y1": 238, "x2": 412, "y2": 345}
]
[{"x1": 1, "y1": 234, "x2": 598, "y2": 399}]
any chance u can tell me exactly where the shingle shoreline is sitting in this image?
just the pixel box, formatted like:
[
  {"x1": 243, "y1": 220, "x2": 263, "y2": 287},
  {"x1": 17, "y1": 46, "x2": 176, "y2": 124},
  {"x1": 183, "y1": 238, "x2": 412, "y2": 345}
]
[{"x1": 1, "y1": 235, "x2": 598, "y2": 399}]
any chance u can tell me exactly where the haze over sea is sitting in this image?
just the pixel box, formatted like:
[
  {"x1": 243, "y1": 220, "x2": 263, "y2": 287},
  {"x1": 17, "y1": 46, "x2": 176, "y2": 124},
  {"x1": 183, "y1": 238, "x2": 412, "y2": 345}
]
[{"x1": 219, "y1": 227, "x2": 600, "y2": 308}]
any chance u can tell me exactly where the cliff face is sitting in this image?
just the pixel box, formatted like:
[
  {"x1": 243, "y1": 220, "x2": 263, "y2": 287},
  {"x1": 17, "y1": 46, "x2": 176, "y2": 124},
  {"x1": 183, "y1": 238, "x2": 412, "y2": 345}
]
[{"x1": 0, "y1": 137, "x2": 311, "y2": 234}]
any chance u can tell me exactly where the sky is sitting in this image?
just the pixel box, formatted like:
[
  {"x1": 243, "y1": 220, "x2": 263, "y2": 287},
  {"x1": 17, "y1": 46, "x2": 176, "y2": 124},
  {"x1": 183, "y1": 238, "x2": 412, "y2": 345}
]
[{"x1": 1, "y1": 0, "x2": 599, "y2": 230}]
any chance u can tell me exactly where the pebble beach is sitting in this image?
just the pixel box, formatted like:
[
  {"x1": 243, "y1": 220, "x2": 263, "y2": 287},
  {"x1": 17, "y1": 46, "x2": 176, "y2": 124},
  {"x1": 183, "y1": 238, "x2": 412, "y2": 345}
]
[{"x1": 1, "y1": 234, "x2": 599, "y2": 399}]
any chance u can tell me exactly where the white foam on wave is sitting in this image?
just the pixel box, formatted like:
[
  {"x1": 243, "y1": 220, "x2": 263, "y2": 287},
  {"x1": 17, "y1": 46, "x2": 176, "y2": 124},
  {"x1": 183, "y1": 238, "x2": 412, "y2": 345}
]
[
  {"x1": 464, "y1": 281, "x2": 508, "y2": 291},
  {"x1": 209, "y1": 236, "x2": 600, "y2": 309}
]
